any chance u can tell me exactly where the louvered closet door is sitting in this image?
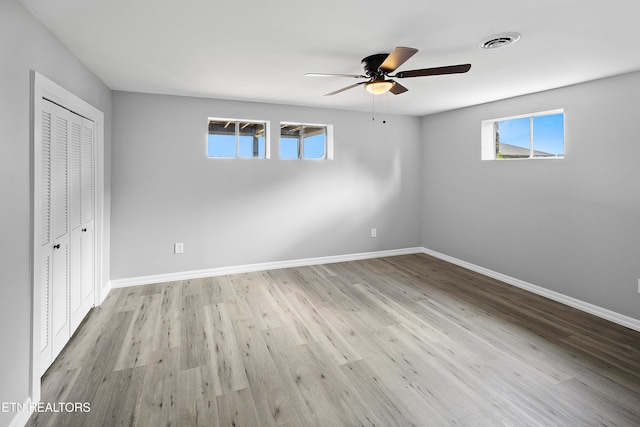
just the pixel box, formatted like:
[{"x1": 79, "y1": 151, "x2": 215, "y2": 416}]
[
  {"x1": 70, "y1": 118, "x2": 95, "y2": 331},
  {"x1": 39, "y1": 108, "x2": 54, "y2": 373},
  {"x1": 40, "y1": 100, "x2": 95, "y2": 375},
  {"x1": 50, "y1": 104, "x2": 74, "y2": 361}
]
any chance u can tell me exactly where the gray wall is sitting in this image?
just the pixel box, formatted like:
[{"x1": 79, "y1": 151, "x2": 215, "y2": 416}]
[
  {"x1": 421, "y1": 71, "x2": 640, "y2": 321},
  {"x1": 111, "y1": 92, "x2": 422, "y2": 280},
  {"x1": 0, "y1": 1, "x2": 111, "y2": 425}
]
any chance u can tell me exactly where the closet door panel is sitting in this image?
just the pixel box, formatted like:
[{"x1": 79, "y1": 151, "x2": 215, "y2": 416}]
[
  {"x1": 69, "y1": 116, "x2": 83, "y2": 330},
  {"x1": 79, "y1": 119, "x2": 95, "y2": 314},
  {"x1": 70, "y1": 117, "x2": 95, "y2": 331},
  {"x1": 39, "y1": 110, "x2": 53, "y2": 374},
  {"x1": 50, "y1": 109, "x2": 71, "y2": 357}
]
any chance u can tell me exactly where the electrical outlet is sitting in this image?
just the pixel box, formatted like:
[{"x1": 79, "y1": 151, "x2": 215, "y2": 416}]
[
  {"x1": 174, "y1": 242, "x2": 184, "y2": 254},
  {"x1": 371, "y1": 228, "x2": 377, "y2": 238}
]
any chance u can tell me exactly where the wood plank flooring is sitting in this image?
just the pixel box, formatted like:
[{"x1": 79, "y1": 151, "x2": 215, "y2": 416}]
[{"x1": 27, "y1": 254, "x2": 640, "y2": 426}]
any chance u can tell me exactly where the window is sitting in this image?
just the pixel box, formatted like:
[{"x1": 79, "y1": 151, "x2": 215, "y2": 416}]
[
  {"x1": 208, "y1": 119, "x2": 269, "y2": 158},
  {"x1": 280, "y1": 123, "x2": 333, "y2": 159},
  {"x1": 481, "y1": 110, "x2": 564, "y2": 160}
]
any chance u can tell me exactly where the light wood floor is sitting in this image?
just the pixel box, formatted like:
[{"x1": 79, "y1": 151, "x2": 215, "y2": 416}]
[{"x1": 28, "y1": 254, "x2": 640, "y2": 426}]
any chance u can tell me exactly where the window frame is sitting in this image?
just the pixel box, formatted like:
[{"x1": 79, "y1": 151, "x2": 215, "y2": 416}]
[
  {"x1": 481, "y1": 109, "x2": 564, "y2": 160},
  {"x1": 279, "y1": 122, "x2": 334, "y2": 160},
  {"x1": 207, "y1": 117, "x2": 270, "y2": 159}
]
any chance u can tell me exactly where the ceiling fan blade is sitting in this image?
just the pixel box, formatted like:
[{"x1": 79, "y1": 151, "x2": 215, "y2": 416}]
[
  {"x1": 379, "y1": 47, "x2": 419, "y2": 73},
  {"x1": 305, "y1": 73, "x2": 366, "y2": 78},
  {"x1": 324, "y1": 81, "x2": 366, "y2": 96},
  {"x1": 389, "y1": 82, "x2": 408, "y2": 95},
  {"x1": 395, "y1": 64, "x2": 471, "y2": 78}
]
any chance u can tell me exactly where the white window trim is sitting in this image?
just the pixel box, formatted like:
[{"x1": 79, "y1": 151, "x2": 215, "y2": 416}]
[
  {"x1": 481, "y1": 108, "x2": 564, "y2": 161},
  {"x1": 207, "y1": 117, "x2": 270, "y2": 159},
  {"x1": 280, "y1": 122, "x2": 334, "y2": 160}
]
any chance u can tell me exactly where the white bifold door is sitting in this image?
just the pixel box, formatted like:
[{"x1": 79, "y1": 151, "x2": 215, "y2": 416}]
[{"x1": 39, "y1": 99, "x2": 95, "y2": 375}]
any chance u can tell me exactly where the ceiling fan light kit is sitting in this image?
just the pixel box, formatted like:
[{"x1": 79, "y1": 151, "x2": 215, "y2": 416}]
[
  {"x1": 305, "y1": 46, "x2": 472, "y2": 97},
  {"x1": 365, "y1": 79, "x2": 396, "y2": 95}
]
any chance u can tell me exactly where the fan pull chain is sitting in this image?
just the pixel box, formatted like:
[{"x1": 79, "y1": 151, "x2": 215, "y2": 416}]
[{"x1": 372, "y1": 92, "x2": 375, "y2": 121}]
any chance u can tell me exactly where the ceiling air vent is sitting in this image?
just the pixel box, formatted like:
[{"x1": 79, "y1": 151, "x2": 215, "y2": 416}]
[{"x1": 479, "y1": 32, "x2": 521, "y2": 50}]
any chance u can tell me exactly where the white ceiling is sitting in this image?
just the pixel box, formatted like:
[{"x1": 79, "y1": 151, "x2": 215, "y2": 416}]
[{"x1": 19, "y1": 0, "x2": 640, "y2": 116}]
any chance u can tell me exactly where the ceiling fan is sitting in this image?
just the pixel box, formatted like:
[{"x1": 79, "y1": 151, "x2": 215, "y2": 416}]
[{"x1": 305, "y1": 47, "x2": 471, "y2": 96}]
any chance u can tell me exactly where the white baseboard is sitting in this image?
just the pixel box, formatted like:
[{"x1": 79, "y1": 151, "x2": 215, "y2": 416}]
[
  {"x1": 109, "y1": 247, "x2": 424, "y2": 289},
  {"x1": 422, "y1": 247, "x2": 640, "y2": 333},
  {"x1": 8, "y1": 397, "x2": 34, "y2": 427}
]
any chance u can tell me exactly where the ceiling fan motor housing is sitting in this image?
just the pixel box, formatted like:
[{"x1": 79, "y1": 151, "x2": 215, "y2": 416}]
[{"x1": 362, "y1": 53, "x2": 390, "y2": 77}]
